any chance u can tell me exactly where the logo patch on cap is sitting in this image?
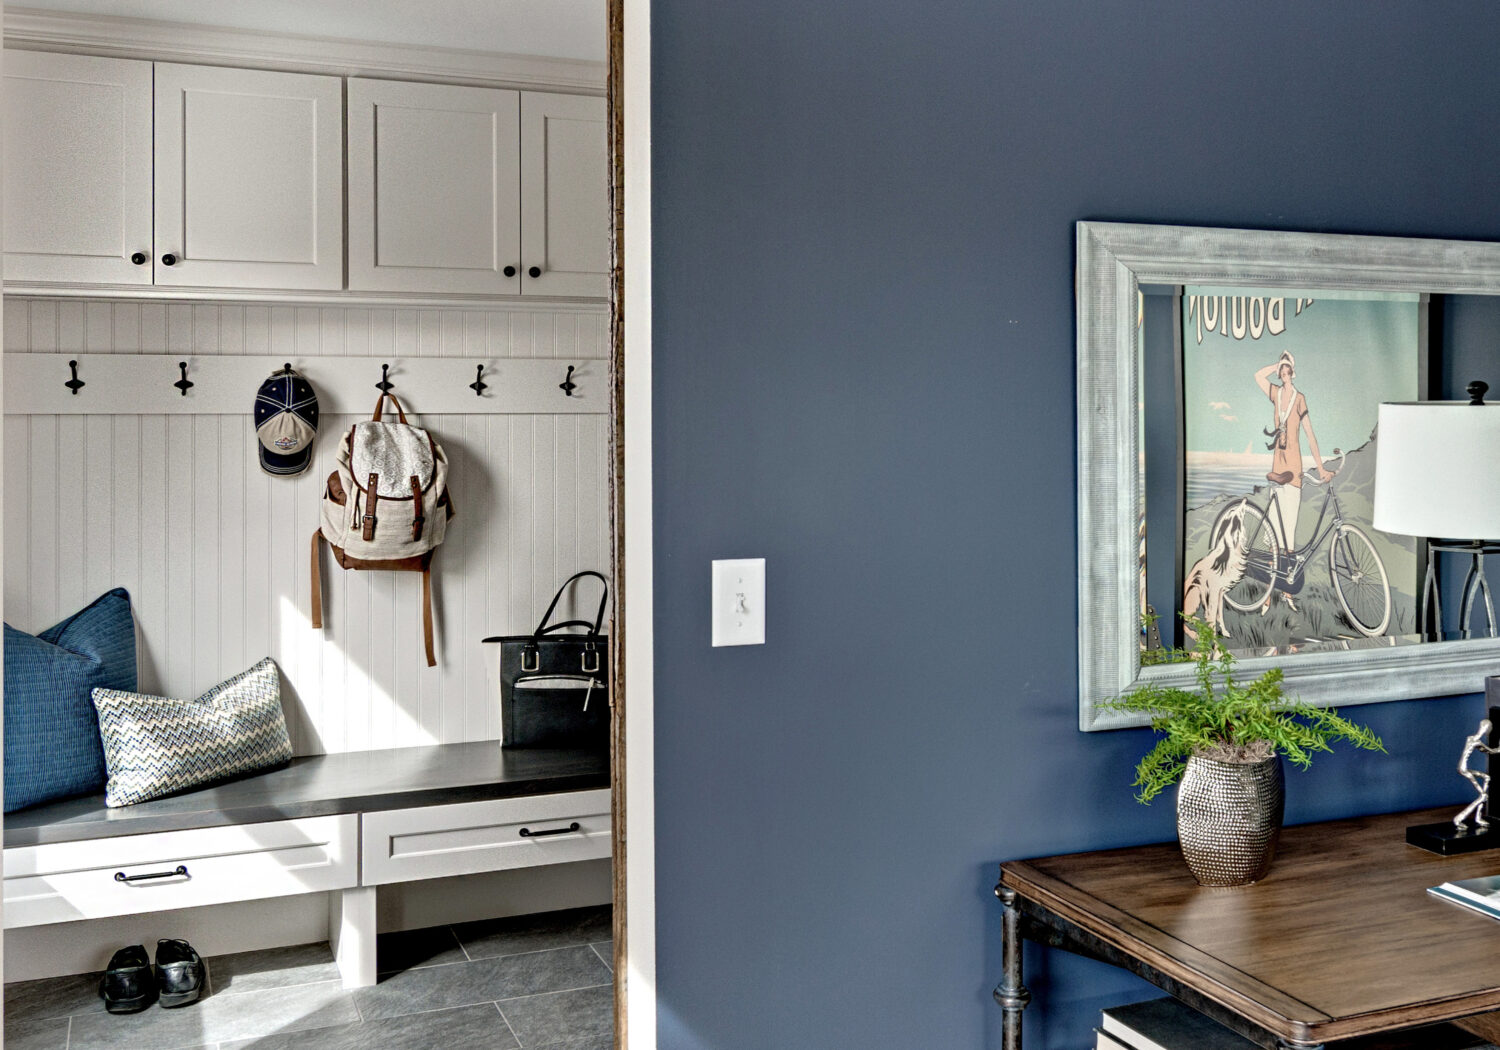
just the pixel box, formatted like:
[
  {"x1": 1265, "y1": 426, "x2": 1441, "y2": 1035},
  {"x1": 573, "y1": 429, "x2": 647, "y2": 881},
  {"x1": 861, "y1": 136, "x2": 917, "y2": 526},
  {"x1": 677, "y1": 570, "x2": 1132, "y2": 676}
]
[{"x1": 274, "y1": 435, "x2": 299, "y2": 450}]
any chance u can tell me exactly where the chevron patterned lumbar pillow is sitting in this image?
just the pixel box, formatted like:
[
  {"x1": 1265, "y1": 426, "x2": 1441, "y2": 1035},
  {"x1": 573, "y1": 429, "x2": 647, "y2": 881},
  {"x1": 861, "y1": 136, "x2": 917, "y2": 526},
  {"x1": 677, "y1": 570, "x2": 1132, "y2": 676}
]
[{"x1": 92, "y1": 657, "x2": 293, "y2": 807}]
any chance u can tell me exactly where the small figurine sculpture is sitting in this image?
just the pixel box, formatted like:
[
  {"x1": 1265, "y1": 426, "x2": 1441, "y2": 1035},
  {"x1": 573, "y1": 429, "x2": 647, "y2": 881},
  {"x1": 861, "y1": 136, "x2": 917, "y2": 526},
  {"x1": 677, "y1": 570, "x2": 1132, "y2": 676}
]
[{"x1": 1455, "y1": 719, "x2": 1500, "y2": 831}]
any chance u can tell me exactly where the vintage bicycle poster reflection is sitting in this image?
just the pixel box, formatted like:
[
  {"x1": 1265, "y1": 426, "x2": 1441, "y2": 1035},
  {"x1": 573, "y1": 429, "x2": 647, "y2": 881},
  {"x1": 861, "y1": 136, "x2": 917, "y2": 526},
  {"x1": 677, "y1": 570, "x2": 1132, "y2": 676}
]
[{"x1": 1178, "y1": 287, "x2": 1421, "y2": 655}]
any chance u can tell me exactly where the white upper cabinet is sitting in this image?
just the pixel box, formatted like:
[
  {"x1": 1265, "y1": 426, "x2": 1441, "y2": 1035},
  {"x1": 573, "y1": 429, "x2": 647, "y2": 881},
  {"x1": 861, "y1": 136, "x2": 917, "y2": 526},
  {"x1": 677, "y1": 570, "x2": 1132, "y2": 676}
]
[
  {"x1": 349, "y1": 80, "x2": 607, "y2": 298},
  {"x1": 5, "y1": 49, "x2": 605, "y2": 300},
  {"x1": 3, "y1": 51, "x2": 154, "y2": 285},
  {"x1": 4, "y1": 52, "x2": 342, "y2": 291},
  {"x1": 348, "y1": 79, "x2": 522, "y2": 295},
  {"x1": 154, "y1": 63, "x2": 344, "y2": 290},
  {"x1": 521, "y1": 92, "x2": 608, "y2": 298}
]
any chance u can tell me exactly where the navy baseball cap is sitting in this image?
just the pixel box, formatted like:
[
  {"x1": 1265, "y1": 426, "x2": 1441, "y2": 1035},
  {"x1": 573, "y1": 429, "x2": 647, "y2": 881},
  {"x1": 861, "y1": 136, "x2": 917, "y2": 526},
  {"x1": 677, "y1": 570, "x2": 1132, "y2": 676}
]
[{"x1": 254, "y1": 367, "x2": 319, "y2": 477}]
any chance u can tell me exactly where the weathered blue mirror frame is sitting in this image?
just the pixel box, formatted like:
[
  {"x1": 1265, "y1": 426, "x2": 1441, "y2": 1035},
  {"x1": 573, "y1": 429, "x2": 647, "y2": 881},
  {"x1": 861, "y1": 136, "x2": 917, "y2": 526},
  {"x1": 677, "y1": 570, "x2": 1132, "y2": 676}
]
[{"x1": 1077, "y1": 221, "x2": 1500, "y2": 730}]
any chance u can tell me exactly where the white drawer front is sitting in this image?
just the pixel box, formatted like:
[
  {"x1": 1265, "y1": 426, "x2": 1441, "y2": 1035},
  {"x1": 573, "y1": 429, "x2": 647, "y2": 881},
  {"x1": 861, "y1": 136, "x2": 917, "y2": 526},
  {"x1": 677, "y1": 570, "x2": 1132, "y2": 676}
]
[
  {"x1": 362, "y1": 789, "x2": 611, "y2": 886},
  {"x1": 4, "y1": 815, "x2": 357, "y2": 929}
]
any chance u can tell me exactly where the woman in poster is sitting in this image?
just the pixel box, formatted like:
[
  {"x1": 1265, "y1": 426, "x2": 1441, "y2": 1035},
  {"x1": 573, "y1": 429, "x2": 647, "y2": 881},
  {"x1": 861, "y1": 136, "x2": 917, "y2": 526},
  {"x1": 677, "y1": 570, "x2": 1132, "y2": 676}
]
[{"x1": 1254, "y1": 350, "x2": 1333, "y2": 611}]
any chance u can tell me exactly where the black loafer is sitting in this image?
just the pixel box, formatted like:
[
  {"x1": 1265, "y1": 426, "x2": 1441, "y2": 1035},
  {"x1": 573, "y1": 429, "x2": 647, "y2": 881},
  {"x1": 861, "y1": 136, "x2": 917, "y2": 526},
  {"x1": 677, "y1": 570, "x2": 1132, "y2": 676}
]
[
  {"x1": 154, "y1": 938, "x2": 205, "y2": 1008},
  {"x1": 99, "y1": 945, "x2": 154, "y2": 1013}
]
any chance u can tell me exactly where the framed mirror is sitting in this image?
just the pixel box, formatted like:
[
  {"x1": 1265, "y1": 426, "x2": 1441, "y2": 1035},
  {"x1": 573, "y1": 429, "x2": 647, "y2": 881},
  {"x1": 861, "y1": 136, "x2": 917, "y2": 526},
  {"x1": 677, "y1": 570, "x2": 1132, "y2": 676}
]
[{"x1": 1078, "y1": 221, "x2": 1500, "y2": 730}]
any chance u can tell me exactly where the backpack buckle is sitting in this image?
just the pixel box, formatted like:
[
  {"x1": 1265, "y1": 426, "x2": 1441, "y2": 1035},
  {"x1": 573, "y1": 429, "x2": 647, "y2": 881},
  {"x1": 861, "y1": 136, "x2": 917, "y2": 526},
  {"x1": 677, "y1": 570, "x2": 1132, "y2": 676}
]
[
  {"x1": 581, "y1": 646, "x2": 600, "y2": 674},
  {"x1": 522, "y1": 646, "x2": 540, "y2": 672}
]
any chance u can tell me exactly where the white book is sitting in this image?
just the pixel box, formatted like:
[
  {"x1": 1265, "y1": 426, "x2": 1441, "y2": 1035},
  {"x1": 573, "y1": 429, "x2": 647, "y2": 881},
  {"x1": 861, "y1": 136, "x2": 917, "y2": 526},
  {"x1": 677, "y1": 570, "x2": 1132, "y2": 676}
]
[
  {"x1": 1100, "y1": 998, "x2": 1258, "y2": 1050},
  {"x1": 1429, "y1": 873, "x2": 1500, "y2": 921},
  {"x1": 1102, "y1": 996, "x2": 1500, "y2": 1050}
]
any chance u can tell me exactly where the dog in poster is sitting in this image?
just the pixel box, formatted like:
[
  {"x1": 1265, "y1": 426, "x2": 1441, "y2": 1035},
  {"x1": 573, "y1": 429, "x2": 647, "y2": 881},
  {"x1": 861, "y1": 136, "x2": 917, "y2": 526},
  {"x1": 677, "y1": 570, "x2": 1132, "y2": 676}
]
[{"x1": 1181, "y1": 498, "x2": 1249, "y2": 641}]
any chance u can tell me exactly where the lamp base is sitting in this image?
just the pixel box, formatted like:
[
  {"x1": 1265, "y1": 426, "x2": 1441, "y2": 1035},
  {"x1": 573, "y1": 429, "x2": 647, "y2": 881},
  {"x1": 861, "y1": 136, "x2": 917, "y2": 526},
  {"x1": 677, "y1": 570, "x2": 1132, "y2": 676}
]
[{"x1": 1407, "y1": 820, "x2": 1500, "y2": 855}]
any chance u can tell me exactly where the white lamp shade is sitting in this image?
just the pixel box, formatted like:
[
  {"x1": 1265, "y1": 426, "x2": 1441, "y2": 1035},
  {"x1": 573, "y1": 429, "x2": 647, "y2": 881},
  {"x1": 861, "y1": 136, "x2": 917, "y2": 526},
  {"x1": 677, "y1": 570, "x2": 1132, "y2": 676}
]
[{"x1": 1374, "y1": 401, "x2": 1500, "y2": 539}]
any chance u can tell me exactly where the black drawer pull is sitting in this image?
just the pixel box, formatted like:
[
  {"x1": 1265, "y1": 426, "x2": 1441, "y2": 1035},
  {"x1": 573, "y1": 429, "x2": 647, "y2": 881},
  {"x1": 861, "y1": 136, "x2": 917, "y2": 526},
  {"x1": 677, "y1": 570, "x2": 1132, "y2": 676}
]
[
  {"x1": 115, "y1": 865, "x2": 189, "y2": 883},
  {"x1": 519, "y1": 822, "x2": 581, "y2": 838}
]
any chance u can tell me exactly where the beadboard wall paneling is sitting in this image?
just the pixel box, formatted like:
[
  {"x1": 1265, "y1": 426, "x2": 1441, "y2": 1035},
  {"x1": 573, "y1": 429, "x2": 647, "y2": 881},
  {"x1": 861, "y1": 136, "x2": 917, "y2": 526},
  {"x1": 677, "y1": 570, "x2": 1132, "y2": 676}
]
[
  {"x1": 3, "y1": 298, "x2": 610, "y2": 755},
  {"x1": 2, "y1": 298, "x2": 607, "y2": 360}
]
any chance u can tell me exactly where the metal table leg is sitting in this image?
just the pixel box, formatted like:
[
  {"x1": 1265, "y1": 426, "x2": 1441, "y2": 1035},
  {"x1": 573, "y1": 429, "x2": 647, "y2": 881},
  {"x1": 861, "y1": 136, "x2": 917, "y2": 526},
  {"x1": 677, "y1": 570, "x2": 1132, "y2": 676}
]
[
  {"x1": 994, "y1": 883, "x2": 1032, "y2": 1050},
  {"x1": 1461, "y1": 547, "x2": 1498, "y2": 638},
  {"x1": 1422, "y1": 540, "x2": 1500, "y2": 640},
  {"x1": 1421, "y1": 546, "x2": 1441, "y2": 640}
]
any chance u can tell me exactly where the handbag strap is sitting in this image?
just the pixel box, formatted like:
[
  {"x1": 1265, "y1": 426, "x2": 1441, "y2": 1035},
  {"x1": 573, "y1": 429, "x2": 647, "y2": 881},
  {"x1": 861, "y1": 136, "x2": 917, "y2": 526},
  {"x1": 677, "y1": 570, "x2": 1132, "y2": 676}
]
[{"x1": 533, "y1": 571, "x2": 609, "y2": 639}]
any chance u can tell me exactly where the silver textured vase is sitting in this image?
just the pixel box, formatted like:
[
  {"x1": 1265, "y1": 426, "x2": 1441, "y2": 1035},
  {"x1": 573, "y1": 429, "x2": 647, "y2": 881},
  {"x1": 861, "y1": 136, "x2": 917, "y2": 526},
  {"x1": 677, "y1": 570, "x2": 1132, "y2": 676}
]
[{"x1": 1176, "y1": 753, "x2": 1285, "y2": 887}]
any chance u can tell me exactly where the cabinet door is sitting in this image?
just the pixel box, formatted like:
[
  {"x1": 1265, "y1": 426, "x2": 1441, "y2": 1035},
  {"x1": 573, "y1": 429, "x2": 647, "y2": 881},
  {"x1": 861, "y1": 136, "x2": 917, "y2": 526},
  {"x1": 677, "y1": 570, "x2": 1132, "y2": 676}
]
[
  {"x1": 3, "y1": 51, "x2": 153, "y2": 285},
  {"x1": 348, "y1": 79, "x2": 521, "y2": 295},
  {"x1": 154, "y1": 63, "x2": 343, "y2": 290},
  {"x1": 521, "y1": 93, "x2": 608, "y2": 298}
]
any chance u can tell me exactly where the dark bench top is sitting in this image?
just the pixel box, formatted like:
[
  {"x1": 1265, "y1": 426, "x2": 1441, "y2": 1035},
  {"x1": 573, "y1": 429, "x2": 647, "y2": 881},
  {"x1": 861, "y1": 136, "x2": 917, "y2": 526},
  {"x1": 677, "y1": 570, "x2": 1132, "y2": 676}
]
[{"x1": 4, "y1": 743, "x2": 610, "y2": 848}]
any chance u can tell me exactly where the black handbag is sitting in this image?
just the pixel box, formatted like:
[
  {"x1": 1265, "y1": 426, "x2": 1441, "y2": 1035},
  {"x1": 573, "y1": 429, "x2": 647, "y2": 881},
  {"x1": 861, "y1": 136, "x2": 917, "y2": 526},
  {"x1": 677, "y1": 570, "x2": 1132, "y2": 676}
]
[{"x1": 484, "y1": 571, "x2": 609, "y2": 750}]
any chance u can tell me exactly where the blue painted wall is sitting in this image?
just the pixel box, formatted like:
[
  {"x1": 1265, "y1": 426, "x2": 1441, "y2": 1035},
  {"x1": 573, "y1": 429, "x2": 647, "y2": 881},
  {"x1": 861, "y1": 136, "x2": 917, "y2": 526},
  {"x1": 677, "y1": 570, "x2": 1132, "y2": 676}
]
[{"x1": 649, "y1": 2, "x2": 1500, "y2": 1046}]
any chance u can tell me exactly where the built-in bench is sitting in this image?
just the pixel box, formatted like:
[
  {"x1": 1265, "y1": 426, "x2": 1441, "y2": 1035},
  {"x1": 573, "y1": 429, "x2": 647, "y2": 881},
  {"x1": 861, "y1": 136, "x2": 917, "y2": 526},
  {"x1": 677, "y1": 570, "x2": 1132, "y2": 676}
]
[{"x1": 3, "y1": 743, "x2": 610, "y2": 987}]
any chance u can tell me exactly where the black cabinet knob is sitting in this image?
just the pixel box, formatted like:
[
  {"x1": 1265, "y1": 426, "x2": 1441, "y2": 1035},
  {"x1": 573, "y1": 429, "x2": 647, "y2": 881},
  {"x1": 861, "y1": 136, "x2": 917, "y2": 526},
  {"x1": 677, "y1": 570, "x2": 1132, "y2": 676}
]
[
  {"x1": 528, "y1": 266, "x2": 541, "y2": 279},
  {"x1": 161, "y1": 253, "x2": 178, "y2": 266},
  {"x1": 504, "y1": 265, "x2": 517, "y2": 277},
  {"x1": 131, "y1": 252, "x2": 148, "y2": 265}
]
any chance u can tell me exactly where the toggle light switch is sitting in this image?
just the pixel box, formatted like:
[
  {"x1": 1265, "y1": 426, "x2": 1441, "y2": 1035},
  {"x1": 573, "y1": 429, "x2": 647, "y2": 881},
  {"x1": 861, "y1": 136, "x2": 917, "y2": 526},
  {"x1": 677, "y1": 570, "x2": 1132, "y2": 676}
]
[{"x1": 712, "y1": 558, "x2": 765, "y2": 646}]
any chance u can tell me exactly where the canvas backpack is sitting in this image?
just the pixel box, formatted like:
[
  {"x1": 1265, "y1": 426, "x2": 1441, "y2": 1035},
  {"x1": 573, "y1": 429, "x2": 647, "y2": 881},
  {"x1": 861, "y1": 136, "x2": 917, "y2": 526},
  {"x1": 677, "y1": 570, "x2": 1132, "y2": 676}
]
[{"x1": 311, "y1": 393, "x2": 455, "y2": 666}]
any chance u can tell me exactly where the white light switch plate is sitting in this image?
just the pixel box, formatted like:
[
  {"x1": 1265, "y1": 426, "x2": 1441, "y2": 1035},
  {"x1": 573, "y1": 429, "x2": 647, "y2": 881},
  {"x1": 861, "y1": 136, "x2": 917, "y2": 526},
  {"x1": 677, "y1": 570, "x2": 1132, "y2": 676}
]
[{"x1": 712, "y1": 558, "x2": 765, "y2": 646}]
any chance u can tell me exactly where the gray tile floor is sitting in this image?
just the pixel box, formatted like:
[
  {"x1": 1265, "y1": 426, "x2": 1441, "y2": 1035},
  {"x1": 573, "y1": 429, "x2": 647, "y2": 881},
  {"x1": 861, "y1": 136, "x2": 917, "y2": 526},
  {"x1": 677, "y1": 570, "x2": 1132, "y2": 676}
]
[{"x1": 3, "y1": 906, "x2": 613, "y2": 1050}]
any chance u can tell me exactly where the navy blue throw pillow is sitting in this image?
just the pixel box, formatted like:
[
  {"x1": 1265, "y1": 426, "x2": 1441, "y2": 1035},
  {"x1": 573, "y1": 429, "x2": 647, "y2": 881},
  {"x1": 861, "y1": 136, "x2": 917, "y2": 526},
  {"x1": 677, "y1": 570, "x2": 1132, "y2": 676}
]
[{"x1": 4, "y1": 589, "x2": 137, "y2": 811}]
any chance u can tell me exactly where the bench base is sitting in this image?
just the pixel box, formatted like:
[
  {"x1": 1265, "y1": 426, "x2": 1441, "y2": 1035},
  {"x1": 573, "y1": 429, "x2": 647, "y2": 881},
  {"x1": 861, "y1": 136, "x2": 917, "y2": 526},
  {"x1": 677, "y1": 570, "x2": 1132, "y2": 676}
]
[{"x1": 331, "y1": 886, "x2": 378, "y2": 987}]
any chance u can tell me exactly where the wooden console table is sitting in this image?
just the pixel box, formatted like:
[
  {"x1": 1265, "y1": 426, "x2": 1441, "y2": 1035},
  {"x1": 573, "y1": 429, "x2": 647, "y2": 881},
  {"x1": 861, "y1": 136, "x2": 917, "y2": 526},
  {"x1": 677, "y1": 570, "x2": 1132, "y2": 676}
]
[{"x1": 996, "y1": 807, "x2": 1500, "y2": 1049}]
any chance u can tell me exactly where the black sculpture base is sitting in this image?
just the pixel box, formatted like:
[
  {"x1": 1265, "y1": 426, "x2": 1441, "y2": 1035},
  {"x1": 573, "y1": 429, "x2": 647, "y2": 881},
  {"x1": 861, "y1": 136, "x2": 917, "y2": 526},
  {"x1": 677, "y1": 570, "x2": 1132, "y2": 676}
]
[{"x1": 1407, "y1": 820, "x2": 1500, "y2": 855}]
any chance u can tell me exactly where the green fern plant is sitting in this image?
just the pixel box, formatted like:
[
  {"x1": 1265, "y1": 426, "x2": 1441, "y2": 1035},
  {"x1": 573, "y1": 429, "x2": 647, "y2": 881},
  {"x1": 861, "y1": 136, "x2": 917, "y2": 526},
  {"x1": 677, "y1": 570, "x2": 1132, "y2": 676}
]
[{"x1": 1105, "y1": 616, "x2": 1385, "y2": 803}]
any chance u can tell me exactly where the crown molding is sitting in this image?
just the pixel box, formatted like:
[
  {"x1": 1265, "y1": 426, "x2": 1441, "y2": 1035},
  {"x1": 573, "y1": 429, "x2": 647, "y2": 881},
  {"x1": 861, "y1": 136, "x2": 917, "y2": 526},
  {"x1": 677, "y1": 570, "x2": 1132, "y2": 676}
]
[{"x1": 3, "y1": 7, "x2": 607, "y2": 93}]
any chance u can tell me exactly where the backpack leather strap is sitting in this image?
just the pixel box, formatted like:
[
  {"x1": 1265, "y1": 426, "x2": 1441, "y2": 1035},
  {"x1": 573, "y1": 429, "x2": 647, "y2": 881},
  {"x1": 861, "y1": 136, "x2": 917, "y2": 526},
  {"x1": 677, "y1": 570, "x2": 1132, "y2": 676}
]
[
  {"x1": 316, "y1": 526, "x2": 437, "y2": 667},
  {"x1": 310, "y1": 529, "x2": 324, "y2": 629},
  {"x1": 363, "y1": 473, "x2": 379, "y2": 541},
  {"x1": 422, "y1": 562, "x2": 436, "y2": 667},
  {"x1": 371, "y1": 393, "x2": 409, "y2": 424},
  {"x1": 410, "y1": 474, "x2": 425, "y2": 541}
]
